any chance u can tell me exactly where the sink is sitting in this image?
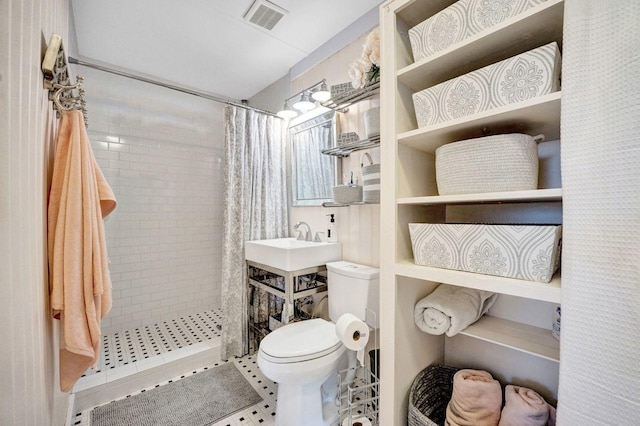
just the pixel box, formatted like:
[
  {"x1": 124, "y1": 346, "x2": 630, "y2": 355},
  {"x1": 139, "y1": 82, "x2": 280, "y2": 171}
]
[{"x1": 245, "y1": 238, "x2": 342, "y2": 271}]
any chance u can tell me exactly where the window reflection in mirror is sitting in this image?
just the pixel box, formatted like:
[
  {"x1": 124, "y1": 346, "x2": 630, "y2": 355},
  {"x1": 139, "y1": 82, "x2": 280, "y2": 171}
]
[{"x1": 289, "y1": 110, "x2": 340, "y2": 206}]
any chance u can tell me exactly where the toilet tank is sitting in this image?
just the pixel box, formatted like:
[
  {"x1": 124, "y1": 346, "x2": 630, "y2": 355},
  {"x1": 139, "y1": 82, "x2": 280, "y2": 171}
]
[{"x1": 326, "y1": 261, "x2": 380, "y2": 329}]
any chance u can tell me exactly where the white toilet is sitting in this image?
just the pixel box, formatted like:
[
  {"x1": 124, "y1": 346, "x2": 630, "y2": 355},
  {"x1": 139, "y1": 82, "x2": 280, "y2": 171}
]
[{"x1": 257, "y1": 261, "x2": 380, "y2": 426}]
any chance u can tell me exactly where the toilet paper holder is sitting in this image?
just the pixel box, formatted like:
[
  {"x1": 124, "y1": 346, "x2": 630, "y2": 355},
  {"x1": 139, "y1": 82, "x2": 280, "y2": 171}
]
[
  {"x1": 334, "y1": 309, "x2": 379, "y2": 425},
  {"x1": 336, "y1": 364, "x2": 379, "y2": 426}
]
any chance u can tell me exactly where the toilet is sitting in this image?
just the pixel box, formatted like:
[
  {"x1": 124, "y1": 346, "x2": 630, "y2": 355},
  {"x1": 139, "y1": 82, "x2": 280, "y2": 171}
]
[{"x1": 257, "y1": 261, "x2": 380, "y2": 426}]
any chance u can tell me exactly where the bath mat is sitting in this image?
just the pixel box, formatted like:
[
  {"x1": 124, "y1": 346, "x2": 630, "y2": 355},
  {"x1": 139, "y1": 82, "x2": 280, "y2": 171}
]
[{"x1": 91, "y1": 362, "x2": 261, "y2": 426}]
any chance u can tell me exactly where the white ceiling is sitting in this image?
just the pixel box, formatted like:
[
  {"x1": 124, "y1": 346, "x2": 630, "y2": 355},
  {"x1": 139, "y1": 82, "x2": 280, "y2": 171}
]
[{"x1": 71, "y1": 0, "x2": 382, "y2": 100}]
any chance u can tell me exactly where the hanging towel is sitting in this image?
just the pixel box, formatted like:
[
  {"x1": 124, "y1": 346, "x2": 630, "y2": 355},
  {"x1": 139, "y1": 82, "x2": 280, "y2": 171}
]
[
  {"x1": 47, "y1": 110, "x2": 117, "y2": 392},
  {"x1": 414, "y1": 284, "x2": 498, "y2": 336},
  {"x1": 445, "y1": 369, "x2": 502, "y2": 426},
  {"x1": 499, "y1": 385, "x2": 556, "y2": 426}
]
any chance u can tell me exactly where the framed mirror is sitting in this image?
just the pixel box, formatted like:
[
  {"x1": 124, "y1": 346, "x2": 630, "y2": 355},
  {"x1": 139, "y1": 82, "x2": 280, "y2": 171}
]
[{"x1": 289, "y1": 110, "x2": 340, "y2": 206}]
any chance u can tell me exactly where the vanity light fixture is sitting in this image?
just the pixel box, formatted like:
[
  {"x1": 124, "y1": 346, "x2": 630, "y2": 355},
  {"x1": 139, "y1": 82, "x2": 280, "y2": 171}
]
[
  {"x1": 276, "y1": 79, "x2": 332, "y2": 118},
  {"x1": 276, "y1": 100, "x2": 298, "y2": 119},
  {"x1": 292, "y1": 92, "x2": 315, "y2": 112},
  {"x1": 311, "y1": 81, "x2": 331, "y2": 102}
]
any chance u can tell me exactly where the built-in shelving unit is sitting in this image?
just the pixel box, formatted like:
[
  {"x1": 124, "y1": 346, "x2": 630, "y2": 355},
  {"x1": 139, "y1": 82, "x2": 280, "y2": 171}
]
[
  {"x1": 397, "y1": 188, "x2": 562, "y2": 205},
  {"x1": 395, "y1": 259, "x2": 561, "y2": 303},
  {"x1": 397, "y1": 92, "x2": 561, "y2": 153},
  {"x1": 396, "y1": 0, "x2": 564, "y2": 91},
  {"x1": 459, "y1": 315, "x2": 560, "y2": 362},
  {"x1": 379, "y1": 0, "x2": 565, "y2": 423}
]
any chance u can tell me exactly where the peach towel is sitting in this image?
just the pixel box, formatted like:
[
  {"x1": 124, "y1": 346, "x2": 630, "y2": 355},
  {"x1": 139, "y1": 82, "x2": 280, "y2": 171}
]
[
  {"x1": 499, "y1": 385, "x2": 556, "y2": 426},
  {"x1": 47, "y1": 110, "x2": 117, "y2": 392},
  {"x1": 445, "y1": 369, "x2": 502, "y2": 426}
]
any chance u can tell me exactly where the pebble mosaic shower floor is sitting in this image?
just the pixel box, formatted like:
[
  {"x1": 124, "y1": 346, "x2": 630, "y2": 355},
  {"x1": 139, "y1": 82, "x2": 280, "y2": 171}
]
[{"x1": 82, "y1": 309, "x2": 224, "y2": 377}]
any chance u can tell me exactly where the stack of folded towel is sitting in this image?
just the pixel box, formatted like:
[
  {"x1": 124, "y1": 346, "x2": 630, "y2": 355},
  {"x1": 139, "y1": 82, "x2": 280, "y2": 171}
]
[
  {"x1": 445, "y1": 369, "x2": 556, "y2": 426},
  {"x1": 414, "y1": 284, "x2": 498, "y2": 336}
]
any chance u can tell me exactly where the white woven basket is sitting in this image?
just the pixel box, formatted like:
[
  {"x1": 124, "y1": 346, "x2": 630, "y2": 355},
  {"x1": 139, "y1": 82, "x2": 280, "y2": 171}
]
[
  {"x1": 332, "y1": 185, "x2": 363, "y2": 204},
  {"x1": 435, "y1": 133, "x2": 542, "y2": 195}
]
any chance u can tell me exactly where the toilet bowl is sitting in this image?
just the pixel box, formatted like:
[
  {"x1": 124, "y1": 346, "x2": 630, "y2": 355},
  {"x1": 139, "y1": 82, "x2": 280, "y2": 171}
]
[
  {"x1": 257, "y1": 319, "x2": 351, "y2": 426},
  {"x1": 257, "y1": 261, "x2": 379, "y2": 426}
]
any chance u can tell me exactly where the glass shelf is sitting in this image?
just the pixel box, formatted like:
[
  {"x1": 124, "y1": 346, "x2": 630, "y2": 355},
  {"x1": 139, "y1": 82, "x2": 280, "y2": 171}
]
[{"x1": 321, "y1": 135, "x2": 380, "y2": 157}]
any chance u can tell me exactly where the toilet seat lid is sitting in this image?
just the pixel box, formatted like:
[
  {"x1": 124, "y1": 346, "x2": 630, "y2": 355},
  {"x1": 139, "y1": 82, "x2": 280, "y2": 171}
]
[{"x1": 260, "y1": 319, "x2": 342, "y2": 362}]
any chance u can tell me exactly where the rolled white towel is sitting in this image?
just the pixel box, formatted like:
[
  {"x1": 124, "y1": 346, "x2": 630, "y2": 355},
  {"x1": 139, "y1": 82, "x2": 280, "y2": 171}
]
[{"x1": 414, "y1": 284, "x2": 498, "y2": 336}]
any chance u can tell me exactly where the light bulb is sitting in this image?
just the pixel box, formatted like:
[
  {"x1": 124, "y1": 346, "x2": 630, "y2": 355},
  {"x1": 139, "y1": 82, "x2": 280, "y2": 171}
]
[
  {"x1": 293, "y1": 92, "x2": 316, "y2": 112},
  {"x1": 311, "y1": 82, "x2": 331, "y2": 102},
  {"x1": 276, "y1": 101, "x2": 298, "y2": 119}
]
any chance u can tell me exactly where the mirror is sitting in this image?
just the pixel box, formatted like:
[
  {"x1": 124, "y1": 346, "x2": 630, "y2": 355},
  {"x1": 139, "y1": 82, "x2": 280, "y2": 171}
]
[{"x1": 289, "y1": 110, "x2": 340, "y2": 206}]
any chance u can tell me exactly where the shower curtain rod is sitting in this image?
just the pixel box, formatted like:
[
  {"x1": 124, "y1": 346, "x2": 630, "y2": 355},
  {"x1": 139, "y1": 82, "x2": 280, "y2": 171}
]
[{"x1": 68, "y1": 57, "x2": 281, "y2": 118}]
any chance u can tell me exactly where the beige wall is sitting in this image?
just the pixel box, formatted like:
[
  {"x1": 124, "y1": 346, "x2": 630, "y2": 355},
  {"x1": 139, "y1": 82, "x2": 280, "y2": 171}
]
[
  {"x1": 0, "y1": 0, "x2": 71, "y2": 424},
  {"x1": 289, "y1": 30, "x2": 381, "y2": 267}
]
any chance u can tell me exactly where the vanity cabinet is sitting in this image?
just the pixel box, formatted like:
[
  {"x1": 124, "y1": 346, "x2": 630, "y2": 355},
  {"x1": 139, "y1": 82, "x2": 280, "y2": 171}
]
[
  {"x1": 247, "y1": 261, "x2": 328, "y2": 353},
  {"x1": 378, "y1": 0, "x2": 564, "y2": 423}
]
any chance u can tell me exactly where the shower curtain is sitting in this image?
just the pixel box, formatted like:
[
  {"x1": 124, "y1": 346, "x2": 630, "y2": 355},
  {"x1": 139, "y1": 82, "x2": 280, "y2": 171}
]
[{"x1": 221, "y1": 106, "x2": 288, "y2": 360}]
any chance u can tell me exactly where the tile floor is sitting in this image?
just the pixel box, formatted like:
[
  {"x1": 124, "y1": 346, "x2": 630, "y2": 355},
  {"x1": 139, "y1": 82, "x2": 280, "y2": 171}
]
[
  {"x1": 73, "y1": 308, "x2": 377, "y2": 425},
  {"x1": 82, "y1": 309, "x2": 224, "y2": 377},
  {"x1": 74, "y1": 307, "x2": 278, "y2": 425}
]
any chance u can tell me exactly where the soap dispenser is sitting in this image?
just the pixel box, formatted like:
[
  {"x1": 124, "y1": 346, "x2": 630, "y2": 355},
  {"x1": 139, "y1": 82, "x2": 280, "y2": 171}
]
[{"x1": 326, "y1": 213, "x2": 338, "y2": 242}]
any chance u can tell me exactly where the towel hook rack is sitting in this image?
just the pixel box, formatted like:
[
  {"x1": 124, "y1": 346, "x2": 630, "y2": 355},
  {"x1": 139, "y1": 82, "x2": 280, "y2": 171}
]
[{"x1": 42, "y1": 34, "x2": 88, "y2": 126}]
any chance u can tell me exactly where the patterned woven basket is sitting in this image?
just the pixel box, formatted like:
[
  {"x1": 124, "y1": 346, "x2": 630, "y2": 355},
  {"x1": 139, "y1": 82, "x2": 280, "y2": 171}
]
[
  {"x1": 408, "y1": 364, "x2": 460, "y2": 426},
  {"x1": 435, "y1": 133, "x2": 543, "y2": 195}
]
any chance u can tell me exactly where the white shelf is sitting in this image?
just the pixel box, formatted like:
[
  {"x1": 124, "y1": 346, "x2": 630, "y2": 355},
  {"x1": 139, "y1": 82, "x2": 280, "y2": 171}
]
[
  {"x1": 397, "y1": 92, "x2": 561, "y2": 153},
  {"x1": 395, "y1": 259, "x2": 561, "y2": 303},
  {"x1": 459, "y1": 315, "x2": 560, "y2": 362},
  {"x1": 397, "y1": 0, "x2": 564, "y2": 91},
  {"x1": 398, "y1": 188, "x2": 562, "y2": 205}
]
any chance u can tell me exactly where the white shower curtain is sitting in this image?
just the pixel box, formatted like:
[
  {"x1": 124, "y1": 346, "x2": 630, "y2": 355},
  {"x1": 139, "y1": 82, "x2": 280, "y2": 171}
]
[
  {"x1": 558, "y1": 1, "x2": 640, "y2": 424},
  {"x1": 221, "y1": 106, "x2": 288, "y2": 360}
]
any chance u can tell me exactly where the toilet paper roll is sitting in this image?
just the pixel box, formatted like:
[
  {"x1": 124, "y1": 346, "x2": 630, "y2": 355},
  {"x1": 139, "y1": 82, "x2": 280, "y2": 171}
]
[
  {"x1": 342, "y1": 416, "x2": 372, "y2": 426},
  {"x1": 335, "y1": 313, "x2": 369, "y2": 351}
]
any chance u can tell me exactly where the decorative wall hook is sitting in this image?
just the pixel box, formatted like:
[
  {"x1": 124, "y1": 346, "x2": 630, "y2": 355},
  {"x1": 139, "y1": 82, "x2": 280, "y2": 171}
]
[{"x1": 42, "y1": 34, "x2": 88, "y2": 126}]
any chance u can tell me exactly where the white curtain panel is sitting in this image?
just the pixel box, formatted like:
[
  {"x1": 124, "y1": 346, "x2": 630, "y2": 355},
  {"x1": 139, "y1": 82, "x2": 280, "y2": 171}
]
[
  {"x1": 558, "y1": 1, "x2": 640, "y2": 424},
  {"x1": 221, "y1": 107, "x2": 288, "y2": 359}
]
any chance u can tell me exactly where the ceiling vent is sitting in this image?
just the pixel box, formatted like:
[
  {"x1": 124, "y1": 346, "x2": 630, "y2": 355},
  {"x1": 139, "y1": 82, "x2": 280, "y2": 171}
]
[{"x1": 243, "y1": 0, "x2": 288, "y2": 31}]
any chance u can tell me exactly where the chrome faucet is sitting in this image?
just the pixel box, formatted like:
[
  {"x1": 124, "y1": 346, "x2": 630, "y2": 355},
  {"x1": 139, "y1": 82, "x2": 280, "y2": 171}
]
[{"x1": 293, "y1": 221, "x2": 312, "y2": 241}]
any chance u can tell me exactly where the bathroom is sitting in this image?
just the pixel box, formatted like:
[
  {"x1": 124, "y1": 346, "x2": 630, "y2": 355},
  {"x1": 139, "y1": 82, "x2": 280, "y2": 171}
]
[
  {"x1": 2, "y1": 1, "x2": 639, "y2": 426},
  {"x1": 3, "y1": 0, "x2": 383, "y2": 425}
]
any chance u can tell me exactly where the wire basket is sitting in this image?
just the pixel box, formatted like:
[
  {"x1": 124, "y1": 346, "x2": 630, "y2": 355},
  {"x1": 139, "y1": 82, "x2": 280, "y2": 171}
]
[
  {"x1": 335, "y1": 364, "x2": 379, "y2": 426},
  {"x1": 408, "y1": 364, "x2": 460, "y2": 426}
]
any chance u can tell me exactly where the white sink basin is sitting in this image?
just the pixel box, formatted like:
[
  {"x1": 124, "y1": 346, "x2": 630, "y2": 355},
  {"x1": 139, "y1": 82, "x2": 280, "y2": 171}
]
[{"x1": 245, "y1": 238, "x2": 342, "y2": 271}]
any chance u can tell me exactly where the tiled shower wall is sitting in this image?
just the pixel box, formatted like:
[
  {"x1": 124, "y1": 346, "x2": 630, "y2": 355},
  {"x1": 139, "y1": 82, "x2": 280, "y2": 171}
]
[{"x1": 75, "y1": 65, "x2": 226, "y2": 334}]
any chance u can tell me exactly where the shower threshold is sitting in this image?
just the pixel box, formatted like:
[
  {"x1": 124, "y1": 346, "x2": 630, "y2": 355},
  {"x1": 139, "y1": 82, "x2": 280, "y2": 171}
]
[{"x1": 72, "y1": 309, "x2": 224, "y2": 412}]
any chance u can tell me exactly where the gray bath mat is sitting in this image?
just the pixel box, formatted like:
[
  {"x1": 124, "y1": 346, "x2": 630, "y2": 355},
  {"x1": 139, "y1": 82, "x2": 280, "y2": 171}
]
[{"x1": 91, "y1": 362, "x2": 261, "y2": 426}]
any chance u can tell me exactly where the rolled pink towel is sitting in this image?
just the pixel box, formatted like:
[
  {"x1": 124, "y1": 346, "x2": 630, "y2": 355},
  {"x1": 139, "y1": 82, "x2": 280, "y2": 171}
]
[
  {"x1": 445, "y1": 369, "x2": 502, "y2": 426},
  {"x1": 499, "y1": 385, "x2": 556, "y2": 426}
]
